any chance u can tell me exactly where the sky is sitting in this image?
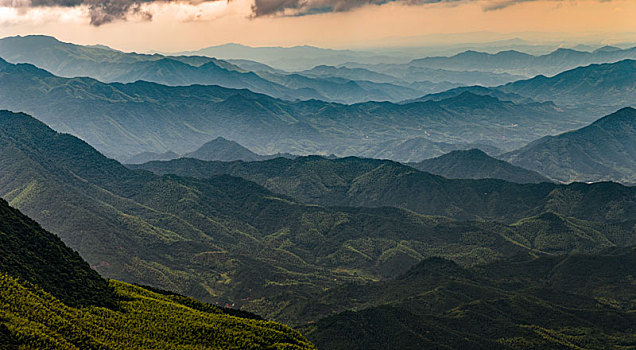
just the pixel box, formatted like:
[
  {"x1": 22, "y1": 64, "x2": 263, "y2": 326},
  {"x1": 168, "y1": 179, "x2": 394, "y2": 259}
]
[{"x1": 0, "y1": 0, "x2": 634, "y2": 52}]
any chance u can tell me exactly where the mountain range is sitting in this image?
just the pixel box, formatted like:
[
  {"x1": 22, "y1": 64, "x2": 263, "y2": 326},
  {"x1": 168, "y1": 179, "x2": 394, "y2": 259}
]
[
  {"x1": 302, "y1": 247, "x2": 636, "y2": 349},
  {"x1": 499, "y1": 59, "x2": 636, "y2": 109},
  {"x1": 0, "y1": 57, "x2": 585, "y2": 160},
  {"x1": 175, "y1": 42, "x2": 409, "y2": 71},
  {"x1": 0, "y1": 56, "x2": 591, "y2": 161},
  {"x1": 0, "y1": 35, "x2": 326, "y2": 101},
  {"x1": 2, "y1": 33, "x2": 636, "y2": 350},
  {"x1": 3, "y1": 109, "x2": 636, "y2": 324},
  {"x1": 0, "y1": 35, "x2": 458, "y2": 104},
  {"x1": 407, "y1": 59, "x2": 636, "y2": 112},
  {"x1": 342, "y1": 61, "x2": 525, "y2": 86},
  {"x1": 408, "y1": 46, "x2": 636, "y2": 77},
  {"x1": 504, "y1": 107, "x2": 636, "y2": 184},
  {"x1": 131, "y1": 153, "x2": 636, "y2": 224}
]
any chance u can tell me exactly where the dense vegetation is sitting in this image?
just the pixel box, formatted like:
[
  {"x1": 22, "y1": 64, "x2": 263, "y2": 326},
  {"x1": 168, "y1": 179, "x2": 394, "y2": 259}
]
[
  {"x1": 0, "y1": 196, "x2": 315, "y2": 349},
  {"x1": 2, "y1": 109, "x2": 635, "y2": 325},
  {"x1": 409, "y1": 148, "x2": 550, "y2": 183},
  {"x1": 131, "y1": 154, "x2": 636, "y2": 223},
  {"x1": 0, "y1": 276, "x2": 315, "y2": 350},
  {"x1": 0, "y1": 198, "x2": 115, "y2": 308},
  {"x1": 504, "y1": 107, "x2": 636, "y2": 184},
  {"x1": 302, "y1": 248, "x2": 636, "y2": 349}
]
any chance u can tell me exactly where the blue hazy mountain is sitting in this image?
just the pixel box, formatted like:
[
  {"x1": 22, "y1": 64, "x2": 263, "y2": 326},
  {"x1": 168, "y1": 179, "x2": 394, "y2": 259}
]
[
  {"x1": 0, "y1": 58, "x2": 579, "y2": 160},
  {"x1": 504, "y1": 107, "x2": 636, "y2": 184},
  {"x1": 499, "y1": 59, "x2": 636, "y2": 109}
]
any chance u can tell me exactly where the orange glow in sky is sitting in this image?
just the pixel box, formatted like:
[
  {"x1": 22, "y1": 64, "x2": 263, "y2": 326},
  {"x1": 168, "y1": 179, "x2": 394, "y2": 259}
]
[{"x1": 0, "y1": 0, "x2": 634, "y2": 51}]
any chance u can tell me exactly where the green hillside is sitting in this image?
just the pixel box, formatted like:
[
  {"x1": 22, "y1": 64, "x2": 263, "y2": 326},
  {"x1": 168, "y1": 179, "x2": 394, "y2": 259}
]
[
  {"x1": 0, "y1": 198, "x2": 315, "y2": 349},
  {"x1": 2, "y1": 109, "x2": 636, "y2": 325},
  {"x1": 302, "y1": 249, "x2": 636, "y2": 349},
  {"x1": 410, "y1": 149, "x2": 550, "y2": 183},
  {"x1": 0, "y1": 197, "x2": 115, "y2": 308},
  {"x1": 0, "y1": 110, "x2": 537, "y2": 320},
  {"x1": 0, "y1": 276, "x2": 315, "y2": 350},
  {"x1": 131, "y1": 155, "x2": 636, "y2": 223}
]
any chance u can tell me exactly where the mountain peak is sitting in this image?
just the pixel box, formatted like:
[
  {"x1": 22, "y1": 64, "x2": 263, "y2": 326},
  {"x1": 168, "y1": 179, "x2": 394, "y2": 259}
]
[
  {"x1": 8, "y1": 34, "x2": 61, "y2": 43},
  {"x1": 594, "y1": 45, "x2": 622, "y2": 53},
  {"x1": 444, "y1": 148, "x2": 491, "y2": 159},
  {"x1": 592, "y1": 106, "x2": 636, "y2": 126},
  {"x1": 412, "y1": 148, "x2": 550, "y2": 184},
  {"x1": 503, "y1": 107, "x2": 636, "y2": 184},
  {"x1": 185, "y1": 137, "x2": 263, "y2": 162}
]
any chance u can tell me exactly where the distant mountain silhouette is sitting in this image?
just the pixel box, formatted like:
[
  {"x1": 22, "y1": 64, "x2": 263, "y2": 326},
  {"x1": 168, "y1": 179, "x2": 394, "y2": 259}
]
[
  {"x1": 0, "y1": 35, "x2": 443, "y2": 104},
  {"x1": 409, "y1": 47, "x2": 636, "y2": 77},
  {"x1": 0, "y1": 58, "x2": 579, "y2": 160},
  {"x1": 185, "y1": 137, "x2": 296, "y2": 161},
  {"x1": 499, "y1": 60, "x2": 636, "y2": 108}
]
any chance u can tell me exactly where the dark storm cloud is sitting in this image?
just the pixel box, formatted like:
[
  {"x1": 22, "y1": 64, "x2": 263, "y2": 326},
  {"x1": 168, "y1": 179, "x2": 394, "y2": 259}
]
[
  {"x1": 87, "y1": 0, "x2": 153, "y2": 26},
  {"x1": 2, "y1": 0, "x2": 611, "y2": 25},
  {"x1": 8, "y1": 0, "x2": 157, "y2": 25},
  {"x1": 250, "y1": 0, "x2": 469, "y2": 17},
  {"x1": 250, "y1": 0, "x2": 607, "y2": 17}
]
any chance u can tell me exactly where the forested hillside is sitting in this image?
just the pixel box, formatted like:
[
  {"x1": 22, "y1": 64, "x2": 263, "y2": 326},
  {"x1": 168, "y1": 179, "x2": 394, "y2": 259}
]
[
  {"x1": 409, "y1": 149, "x2": 550, "y2": 183},
  {"x1": 3, "y1": 109, "x2": 636, "y2": 324},
  {"x1": 303, "y1": 248, "x2": 636, "y2": 349},
  {"x1": 131, "y1": 155, "x2": 636, "y2": 223},
  {"x1": 0, "y1": 197, "x2": 315, "y2": 349}
]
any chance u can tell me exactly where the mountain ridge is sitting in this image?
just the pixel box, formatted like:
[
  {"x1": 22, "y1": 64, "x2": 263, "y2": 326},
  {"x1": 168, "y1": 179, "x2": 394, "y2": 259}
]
[
  {"x1": 0, "y1": 58, "x2": 582, "y2": 160},
  {"x1": 504, "y1": 107, "x2": 636, "y2": 184},
  {"x1": 410, "y1": 149, "x2": 551, "y2": 183}
]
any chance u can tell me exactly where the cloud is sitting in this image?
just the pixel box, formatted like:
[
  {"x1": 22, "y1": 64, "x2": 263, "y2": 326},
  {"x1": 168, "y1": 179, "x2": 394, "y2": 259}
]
[
  {"x1": 1, "y1": 0, "x2": 223, "y2": 25},
  {"x1": 0, "y1": 0, "x2": 613, "y2": 26},
  {"x1": 87, "y1": 0, "x2": 152, "y2": 25},
  {"x1": 250, "y1": 0, "x2": 470, "y2": 16},
  {"x1": 482, "y1": 0, "x2": 533, "y2": 10},
  {"x1": 250, "y1": 0, "x2": 611, "y2": 17}
]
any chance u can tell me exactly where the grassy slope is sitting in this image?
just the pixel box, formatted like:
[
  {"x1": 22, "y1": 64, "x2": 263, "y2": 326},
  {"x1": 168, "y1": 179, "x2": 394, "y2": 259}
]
[
  {"x1": 0, "y1": 276, "x2": 315, "y2": 350},
  {"x1": 0, "y1": 198, "x2": 115, "y2": 308},
  {"x1": 0, "y1": 193, "x2": 315, "y2": 349}
]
